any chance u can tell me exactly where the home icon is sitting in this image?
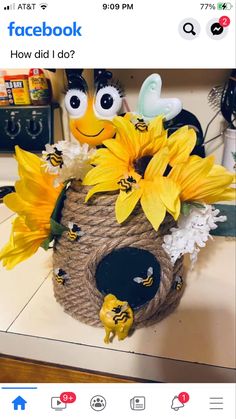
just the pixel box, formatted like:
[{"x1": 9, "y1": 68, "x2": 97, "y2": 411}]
[{"x1": 12, "y1": 396, "x2": 27, "y2": 411}]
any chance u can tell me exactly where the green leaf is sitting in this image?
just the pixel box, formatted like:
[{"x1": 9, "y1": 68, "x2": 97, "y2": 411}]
[
  {"x1": 191, "y1": 202, "x2": 205, "y2": 209},
  {"x1": 50, "y1": 218, "x2": 67, "y2": 236},
  {"x1": 181, "y1": 202, "x2": 191, "y2": 216},
  {"x1": 50, "y1": 183, "x2": 69, "y2": 224},
  {"x1": 40, "y1": 234, "x2": 54, "y2": 250}
]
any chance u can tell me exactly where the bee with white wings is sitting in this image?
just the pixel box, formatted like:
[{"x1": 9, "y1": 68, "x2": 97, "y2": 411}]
[{"x1": 133, "y1": 266, "x2": 154, "y2": 287}]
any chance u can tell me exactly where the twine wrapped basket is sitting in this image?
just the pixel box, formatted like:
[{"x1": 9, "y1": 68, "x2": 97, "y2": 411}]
[{"x1": 53, "y1": 180, "x2": 184, "y2": 328}]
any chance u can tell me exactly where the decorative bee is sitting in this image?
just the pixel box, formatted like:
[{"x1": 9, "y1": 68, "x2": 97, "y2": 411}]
[
  {"x1": 46, "y1": 147, "x2": 64, "y2": 168},
  {"x1": 100, "y1": 294, "x2": 133, "y2": 344},
  {"x1": 133, "y1": 266, "x2": 154, "y2": 287},
  {"x1": 173, "y1": 276, "x2": 184, "y2": 291},
  {"x1": 117, "y1": 176, "x2": 137, "y2": 193},
  {"x1": 54, "y1": 268, "x2": 69, "y2": 285},
  {"x1": 67, "y1": 222, "x2": 84, "y2": 242},
  {"x1": 64, "y1": 69, "x2": 125, "y2": 146},
  {"x1": 134, "y1": 117, "x2": 148, "y2": 132}
]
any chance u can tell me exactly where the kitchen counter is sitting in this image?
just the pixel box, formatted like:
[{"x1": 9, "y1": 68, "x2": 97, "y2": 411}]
[{"x1": 0, "y1": 204, "x2": 235, "y2": 383}]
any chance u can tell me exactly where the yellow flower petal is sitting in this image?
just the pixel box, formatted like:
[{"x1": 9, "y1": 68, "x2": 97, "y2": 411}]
[
  {"x1": 0, "y1": 147, "x2": 62, "y2": 269},
  {"x1": 0, "y1": 217, "x2": 47, "y2": 270},
  {"x1": 168, "y1": 127, "x2": 197, "y2": 166},
  {"x1": 145, "y1": 147, "x2": 169, "y2": 180},
  {"x1": 203, "y1": 187, "x2": 236, "y2": 203},
  {"x1": 141, "y1": 182, "x2": 166, "y2": 230},
  {"x1": 112, "y1": 116, "x2": 139, "y2": 157},
  {"x1": 85, "y1": 181, "x2": 119, "y2": 202},
  {"x1": 103, "y1": 139, "x2": 130, "y2": 162},
  {"x1": 83, "y1": 164, "x2": 125, "y2": 186},
  {"x1": 15, "y1": 145, "x2": 42, "y2": 176},
  {"x1": 169, "y1": 155, "x2": 215, "y2": 200},
  {"x1": 115, "y1": 188, "x2": 142, "y2": 224},
  {"x1": 158, "y1": 177, "x2": 181, "y2": 219},
  {"x1": 148, "y1": 115, "x2": 164, "y2": 138}
]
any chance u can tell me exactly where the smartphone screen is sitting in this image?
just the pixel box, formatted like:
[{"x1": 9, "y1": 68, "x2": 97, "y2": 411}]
[{"x1": 0, "y1": 1, "x2": 235, "y2": 418}]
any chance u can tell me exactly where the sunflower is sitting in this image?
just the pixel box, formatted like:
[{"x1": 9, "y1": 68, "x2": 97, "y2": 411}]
[
  {"x1": 0, "y1": 146, "x2": 63, "y2": 269},
  {"x1": 169, "y1": 155, "x2": 236, "y2": 204},
  {"x1": 83, "y1": 116, "x2": 195, "y2": 230},
  {"x1": 0, "y1": 217, "x2": 49, "y2": 270}
]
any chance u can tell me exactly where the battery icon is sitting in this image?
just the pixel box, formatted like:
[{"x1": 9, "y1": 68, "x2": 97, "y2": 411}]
[{"x1": 217, "y1": 2, "x2": 233, "y2": 9}]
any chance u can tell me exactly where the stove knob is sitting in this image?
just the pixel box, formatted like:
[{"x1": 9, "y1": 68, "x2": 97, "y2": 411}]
[
  {"x1": 6, "y1": 118, "x2": 20, "y2": 136},
  {"x1": 27, "y1": 119, "x2": 42, "y2": 136}
]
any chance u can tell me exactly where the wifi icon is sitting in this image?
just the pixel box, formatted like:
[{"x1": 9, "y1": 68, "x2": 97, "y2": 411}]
[{"x1": 40, "y1": 3, "x2": 48, "y2": 9}]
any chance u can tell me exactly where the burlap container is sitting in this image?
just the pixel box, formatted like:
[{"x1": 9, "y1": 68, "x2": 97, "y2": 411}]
[{"x1": 53, "y1": 181, "x2": 184, "y2": 328}]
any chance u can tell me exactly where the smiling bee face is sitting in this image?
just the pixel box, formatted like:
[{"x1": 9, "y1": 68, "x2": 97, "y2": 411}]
[{"x1": 64, "y1": 69, "x2": 124, "y2": 146}]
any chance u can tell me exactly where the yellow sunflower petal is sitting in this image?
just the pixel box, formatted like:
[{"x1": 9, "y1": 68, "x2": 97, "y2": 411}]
[
  {"x1": 140, "y1": 182, "x2": 166, "y2": 230},
  {"x1": 83, "y1": 165, "x2": 125, "y2": 186},
  {"x1": 103, "y1": 139, "x2": 130, "y2": 162},
  {"x1": 148, "y1": 115, "x2": 164, "y2": 138},
  {"x1": 158, "y1": 177, "x2": 181, "y2": 219},
  {"x1": 15, "y1": 145, "x2": 42, "y2": 176},
  {"x1": 0, "y1": 217, "x2": 46, "y2": 270},
  {"x1": 169, "y1": 155, "x2": 215, "y2": 200},
  {"x1": 115, "y1": 188, "x2": 142, "y2": 224},
  {"x1": 112, "y1": 116, "x2": 139, "y2": 157},
  {"x1": 145, "y1": 147, "x2": 169, "y2": 180},
  {"x1": 4, "y1": 192, "x2": 29, "y2": 215},
  {"x1": 203, "y1": 187, "x2": 236, "y2": 203},
  {"x1": 168, "y1": 127, "x2": 197, "y2": 166},
  {"x1": 85, "y1": 181, "x2": 120, "y2": 202}
]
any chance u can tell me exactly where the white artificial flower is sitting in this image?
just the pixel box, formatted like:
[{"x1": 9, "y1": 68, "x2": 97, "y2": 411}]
[
  {"x1": 42, "y1": 140, "x2": 96, "y2": 185},
  {"x1": 163, "y1": 204, "x2": 227, "y2": 268},
  {"x1": 42, "y1": 142, "x2": 64, "y2": 174}
]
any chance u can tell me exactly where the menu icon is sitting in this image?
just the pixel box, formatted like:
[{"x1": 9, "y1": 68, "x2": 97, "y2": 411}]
[{"x1": 209, "y1": 396, "x2": 224, "y2": 410}]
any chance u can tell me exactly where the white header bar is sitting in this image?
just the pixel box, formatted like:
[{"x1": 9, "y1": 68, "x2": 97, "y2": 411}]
[{"x1": 0, "y1": 0, "x2": 235, "y2": 68}]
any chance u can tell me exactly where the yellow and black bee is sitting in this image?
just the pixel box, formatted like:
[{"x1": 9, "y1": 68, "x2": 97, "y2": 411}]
[
  {"x1": 111, "y1": 304, "x2": 131, "y2": 324},
  {"x1": 135, "y1": 118, "x2": 148, "y2": 132},
  {"x1": 118, "y1": 176, "x2": 137, "y2": 193},
  {"x1": 133, "y1": 266, "x2": 154, "y2": 287},
  {"x1": 173, "y1": 276, "x2": 184, "y2": 291},
  {"x1": 67, "y1": 222, "x2": 84, "y2": 242},
  {"x1": 54, "y1": 268, "x2": 69, "y2": 285},
  {"x1": 46, "y1": 147, "x2": 64, "y2": 168}
]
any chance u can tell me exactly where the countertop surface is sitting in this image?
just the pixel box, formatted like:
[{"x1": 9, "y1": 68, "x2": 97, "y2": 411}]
[{"x1": 0, "y1": 204, "x2": 235, "y2": 382}]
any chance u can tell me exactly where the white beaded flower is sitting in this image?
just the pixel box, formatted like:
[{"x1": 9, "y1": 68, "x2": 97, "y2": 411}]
[
  {"x1": 163, "y1": 204, "x2": 227, "y2": 267},
  {"x1": 42, "y1": 140, "x2": 95, "y2": 185}
]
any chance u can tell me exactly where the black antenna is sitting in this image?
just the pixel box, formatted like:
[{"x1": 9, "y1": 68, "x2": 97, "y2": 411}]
[
  {"x1": 94, "y1": 69, "x2": 113, "y2": 91},
  {"x1": 65, "y1": 69, "x2": 88, "y2": 92}
]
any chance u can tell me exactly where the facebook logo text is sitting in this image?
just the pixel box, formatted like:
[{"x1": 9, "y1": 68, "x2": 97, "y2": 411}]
[{"x1": 7, "y1": 22, "x2": 82, "y2": 37}]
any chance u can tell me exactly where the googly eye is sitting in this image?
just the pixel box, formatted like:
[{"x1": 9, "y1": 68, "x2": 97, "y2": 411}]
[
  {"x1": 94, "y1": 86, "x2": 122, "y2": 119},
  {"x1": 64, "y1": 89, "x2": 88, "y2": 117}
]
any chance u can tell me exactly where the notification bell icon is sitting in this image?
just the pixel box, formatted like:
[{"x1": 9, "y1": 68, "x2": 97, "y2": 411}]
[{"x1": 171, "y1": 396, "x2": 184, "y2": 411}]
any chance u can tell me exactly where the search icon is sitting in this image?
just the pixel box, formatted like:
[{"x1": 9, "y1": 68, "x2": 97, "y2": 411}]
[
  {"x1": 183, "y1": 22, "x2": 196, "y2": 36},
  {"x1": 179, "y1": 18, "x2": 200, "y2": 40}
]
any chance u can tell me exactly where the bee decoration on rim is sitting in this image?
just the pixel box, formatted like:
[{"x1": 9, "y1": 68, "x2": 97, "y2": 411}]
[
  {"x1": 100, "y1": 294, "x2": 134, "y2": 344},
  {"x1": 46, "y1": 146, "x2": 64, "y2": 169},
  {"x1": 134, "y1": 117, "x2": 148, "y2": 132},
  {"x1": 54, "y1": 268, "x2": 69, "y2": 285},
  {"x1": 67, "y1": 222, "x2": 85, "y2": 242},
  {"x1": 173, "y1": 276, "x2": 184, "y2": 291},
  {"x1": 133, "y1": 266, "x2": 154, "y2": 287},
  {"x1": 64, "y1": 69, "x2": 125, "y2": 147},
  {"x1": 117, "y1": 175, "x2": 137, "y2": 193}
]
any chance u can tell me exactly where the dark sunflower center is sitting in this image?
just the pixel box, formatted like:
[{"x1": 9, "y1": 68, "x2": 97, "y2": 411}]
[{"x1": 133, "y1": 155, "x2": 153, "y2": 178}]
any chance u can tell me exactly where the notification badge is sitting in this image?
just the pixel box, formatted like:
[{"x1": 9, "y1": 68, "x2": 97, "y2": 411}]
[
  {"x1": 60, "y1": 392, "x2": 76, "y2": 404},
  {"x1": 171, "y1": 392, "x2": 190, "y2": 411}
]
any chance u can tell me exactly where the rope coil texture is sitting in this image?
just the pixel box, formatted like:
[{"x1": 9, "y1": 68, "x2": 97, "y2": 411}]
[{"x1": 53, "y1": 181, "x2": 184, "y2": 328}]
